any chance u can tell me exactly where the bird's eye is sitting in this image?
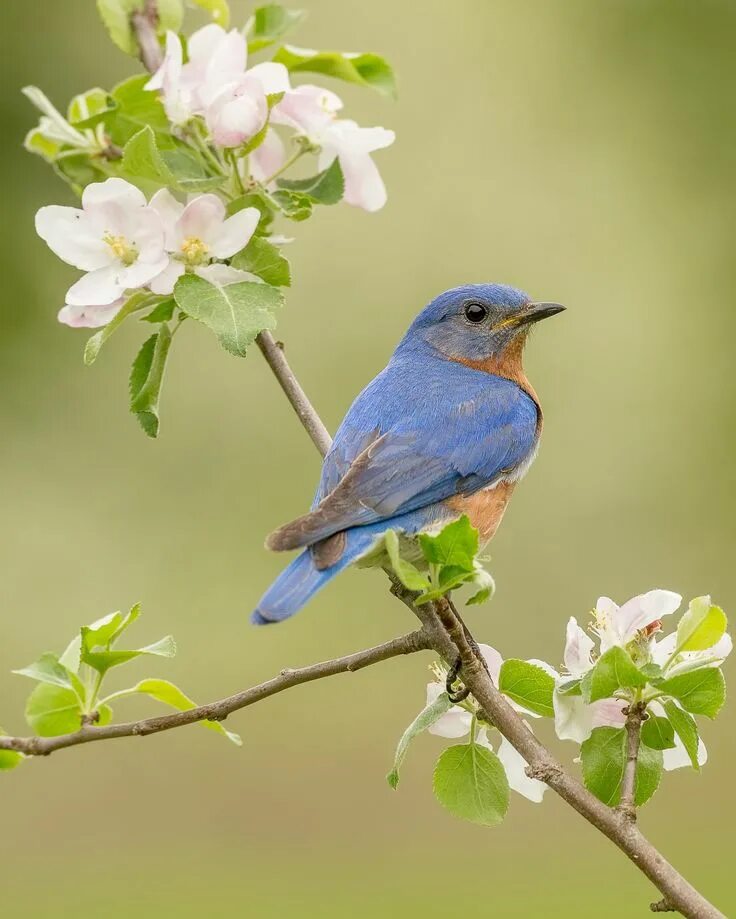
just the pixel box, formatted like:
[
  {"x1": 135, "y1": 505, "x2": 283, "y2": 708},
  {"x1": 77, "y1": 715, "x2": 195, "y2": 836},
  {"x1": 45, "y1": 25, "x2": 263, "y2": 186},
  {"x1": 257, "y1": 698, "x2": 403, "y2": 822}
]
[{"x1": 463, "y1": 302, "x2": 488, "y2": 323}]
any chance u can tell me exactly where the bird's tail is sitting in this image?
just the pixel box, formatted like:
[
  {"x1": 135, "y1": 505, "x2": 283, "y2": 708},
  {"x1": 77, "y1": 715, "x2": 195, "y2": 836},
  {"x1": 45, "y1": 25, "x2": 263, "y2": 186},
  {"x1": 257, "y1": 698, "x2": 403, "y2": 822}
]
[{"x1": 251, "y1": 527, "x2": 379, "y2": 625}]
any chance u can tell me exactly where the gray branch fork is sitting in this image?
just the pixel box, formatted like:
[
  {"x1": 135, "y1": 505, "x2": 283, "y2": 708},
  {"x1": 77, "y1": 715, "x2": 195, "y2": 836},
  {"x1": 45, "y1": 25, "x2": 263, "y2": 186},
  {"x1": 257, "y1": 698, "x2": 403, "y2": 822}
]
[{"x1": 4, "y1": 5, "x2": 725, "y2": 918}]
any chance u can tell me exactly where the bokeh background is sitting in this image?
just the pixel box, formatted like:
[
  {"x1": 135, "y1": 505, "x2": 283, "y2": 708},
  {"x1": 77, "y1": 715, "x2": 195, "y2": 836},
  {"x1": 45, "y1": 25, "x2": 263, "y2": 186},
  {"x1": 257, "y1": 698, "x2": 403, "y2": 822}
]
[{"x1": 1, "y1": 0, "x2": 735, "y2": 915}]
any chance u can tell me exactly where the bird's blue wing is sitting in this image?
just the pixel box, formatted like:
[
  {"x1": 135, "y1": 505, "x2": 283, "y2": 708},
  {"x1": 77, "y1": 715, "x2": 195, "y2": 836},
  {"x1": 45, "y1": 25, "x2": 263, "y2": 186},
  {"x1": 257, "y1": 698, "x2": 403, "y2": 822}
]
[{"x1": 269, "y1": 355, "x2": 539, "y2": 551}]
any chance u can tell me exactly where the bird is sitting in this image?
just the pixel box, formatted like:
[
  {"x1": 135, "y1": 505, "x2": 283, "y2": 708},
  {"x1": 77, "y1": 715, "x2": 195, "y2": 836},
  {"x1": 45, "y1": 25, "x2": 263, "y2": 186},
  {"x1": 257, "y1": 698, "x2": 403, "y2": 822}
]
[{"x1": 252, "y1": 283, "x2": 564, "y2": 625}]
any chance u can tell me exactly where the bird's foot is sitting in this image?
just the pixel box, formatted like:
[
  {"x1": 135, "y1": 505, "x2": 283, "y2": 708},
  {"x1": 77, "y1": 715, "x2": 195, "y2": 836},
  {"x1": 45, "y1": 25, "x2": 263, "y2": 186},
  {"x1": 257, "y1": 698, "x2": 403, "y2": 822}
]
[{"x1": 446, "y1": 656, "x2": 471, "y2": 703}]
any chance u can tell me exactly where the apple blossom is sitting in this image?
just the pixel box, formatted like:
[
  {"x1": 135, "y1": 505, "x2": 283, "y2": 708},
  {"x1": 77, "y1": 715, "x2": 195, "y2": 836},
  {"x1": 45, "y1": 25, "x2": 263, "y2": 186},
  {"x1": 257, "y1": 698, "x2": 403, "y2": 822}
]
[
  {"x1": 57, "y1": 298, "x2": 125, "y2": 329},
  {"x1": 426, "y1": 644, "x2": 547, "y2": 802},
  {"x1": 148, "y1": 189, "x2": 260, "y2": 294},
  {"x1": 593, "y1": 589, "x2": 682, "y2": 653},
  {"x1": 35, "y1": 178, "x2": 168, "y2": 307}
]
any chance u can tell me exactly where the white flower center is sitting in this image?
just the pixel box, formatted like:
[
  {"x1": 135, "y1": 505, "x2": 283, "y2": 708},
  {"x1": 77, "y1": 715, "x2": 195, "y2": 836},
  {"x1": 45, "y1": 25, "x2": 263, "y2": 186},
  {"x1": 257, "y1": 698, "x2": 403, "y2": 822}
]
[
  {"x1": 180, "y1": 236, "x2": 210, "y2": 266},
  {"x1": 103, "y1": 233, "x2": 138, "y2": 266}
]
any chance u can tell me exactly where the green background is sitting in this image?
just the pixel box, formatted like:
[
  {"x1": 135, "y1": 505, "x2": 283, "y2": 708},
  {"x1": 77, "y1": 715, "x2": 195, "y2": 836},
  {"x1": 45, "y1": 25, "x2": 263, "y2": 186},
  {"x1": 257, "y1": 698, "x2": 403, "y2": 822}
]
[{"x1": 1, "y1": 1, "x2": 734, "y2": 915}]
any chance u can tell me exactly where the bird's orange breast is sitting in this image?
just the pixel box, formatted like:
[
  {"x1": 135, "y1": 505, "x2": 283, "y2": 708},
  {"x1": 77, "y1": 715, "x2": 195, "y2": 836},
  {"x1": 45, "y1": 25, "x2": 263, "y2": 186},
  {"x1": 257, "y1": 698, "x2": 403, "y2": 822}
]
[{"x1": 446, "y1": 480, "x2": 517, "y2": 545}]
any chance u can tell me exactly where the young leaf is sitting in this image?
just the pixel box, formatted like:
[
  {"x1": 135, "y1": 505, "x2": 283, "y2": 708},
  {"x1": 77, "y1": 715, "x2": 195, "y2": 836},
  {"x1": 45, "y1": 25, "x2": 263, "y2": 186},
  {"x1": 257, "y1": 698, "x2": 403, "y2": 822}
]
[
  {"x1": 557, "y1": 678, "x2": 582, "y2": 697},
  {"x1": 131, "y1": 679, "x2": 241, "y2": 745},
  {"x1": 142, "y1": 298, "x2": 176, "y2": 323},
  {"x1": 498, "y1": 660, "x2": 555, "y2": 718},
  {"x1": 67, "y1": 88, "x2": 115, "y2": 129},
  {"x1": 12, "y1": 653, "x2": 75, "y2": 690},
  {"x1": 663, "y1": 701, "x2": 701, "y2": 770},
  {"x1": 276, "y1": 159, "x2": 344, "y2": 205},
  {"x1": 174, "y1": 276, "x2": 283, "y2": 357},
  {"x1": 419, "y1": 516, "x2": 478, "y2": 572},
  {"x1": 272, "y1": 46, "x2": 397, "y2": 97},
  {"x1": 658, "y1": 668, "x2": 726, "y2": 718},
  {"x1": 387, "y1": 691, "x2": 453, "y2": 789},
  {"x1": 84, "y1": 291, "x2": 152, "y2": 365},
  {"x1": 25, "y1": 684, "x2": 83, "y2": 736},
  {"x1": 384, "y1": 530, "x2": 430, "y2": 594},
  {"x1": 109, "y1": 75, "x2": 171, "y2": 145},
  {"x1": 580, "y1": 646, "x2": 646, "y2": 704},
  {"x1": 0, "y1": 729, "x2": 23, "y2": 772},
  {"x1": 190, "y1": 0, "x2": 230, "y2": 28},
  {"x1": 246, "y1": 5, "x2": 305, "y2": 53},
  {"x1": 433, "y1": 743, "x2": 509, "y2": 826},
  {"x1": 581, "y1": 726, "x2": 662, "y2": 807},
  {"x1": 81, "y1": 633, "x2": 176, "y2": 676},
  {"x1": 96, "y1": 0, "x2": 183, "y2": 56},
  {"x1": 129, "y1": 325, "x2": 173, "y2": 438},
  {"x1": 230, "y1": 237, "x2": 291, "y2": 287},
  {"x1": 466, "y1": 566, "x2": 496, "y2": 606},
  {"x1": 640, "y1": 715, "x2": 676, "y2": 751},
  {"x1": 270, "y1": 189, "x2": 313, "y2": 221},
  {"x1": 122, "y1": 125, "x2": 176, "y2": 187},
  {"x1": 674, "y1": 596, "x2": 727, "y2": 654}
]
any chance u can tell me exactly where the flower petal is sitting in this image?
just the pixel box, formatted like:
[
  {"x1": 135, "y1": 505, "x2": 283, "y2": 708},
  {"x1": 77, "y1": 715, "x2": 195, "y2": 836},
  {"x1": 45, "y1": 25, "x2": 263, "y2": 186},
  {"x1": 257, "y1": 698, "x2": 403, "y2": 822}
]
[
  {"x1": 149, "y1": 188, "x2": 185, "y2": 249},
  {"x1": 65, "y1": 266, "x2": 123, "y2": 306},
  {"x1": 563, "y1": 617, "x2": 595, "y2": 677},
  {"x1": 196, "y1": 264, "x2": 257, "y2": 286},
  {"x1": 177, "y1": 194, "x2": 226, "y2": 244},
  {"x1": 209, "y1": 207, "x2": 260, "y2": 258},
  {"x1": 553, "y1": 691, "x2": 594, "y2": 743},
  {"x1": 57, "y1": 298, "x2": 124, "y2": 329},
  {"x1": 119, "y1": 255, "x2": 170, "y2": 290},
  {"x1": 591, "y1": 698, "x2": 627, "y2": 728},
  {"x1": 497, "y1": 736, "x2": 547, "y2": 803},
  {"x1": 663, "y1": 735, "x2": 707, "y2": 771},
  {"x1": 425, "y1": 681, "x2": 472, "y2": 739},
  {"x1": 149, "y1": 259, "x2": 185, "y2": 295},
  {"x1": 82, "y1": 177, "x2": 147, "y2": 214},
  {"x1": 250, "y1": 128, "x2": 286, "y2": 186},
  {"x1": 338, "y1": 151, "x2": 388, "y2": 212},
  {"x1": 478, "y1": 644, "x2": 503, "y2": 684},
  {"x1": 35, "y1": 206, "x2": 109, "y2": 271},
  {"x1": 247, "y1": 61, "x2": 290, "y2": 95}
]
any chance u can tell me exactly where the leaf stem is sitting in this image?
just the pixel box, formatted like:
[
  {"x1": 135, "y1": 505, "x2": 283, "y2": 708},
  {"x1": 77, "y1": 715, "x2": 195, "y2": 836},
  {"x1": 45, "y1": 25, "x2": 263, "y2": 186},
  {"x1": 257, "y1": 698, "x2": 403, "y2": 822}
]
[{"x1": 263, "y1": 146, "x2": 307, "y2": 185}]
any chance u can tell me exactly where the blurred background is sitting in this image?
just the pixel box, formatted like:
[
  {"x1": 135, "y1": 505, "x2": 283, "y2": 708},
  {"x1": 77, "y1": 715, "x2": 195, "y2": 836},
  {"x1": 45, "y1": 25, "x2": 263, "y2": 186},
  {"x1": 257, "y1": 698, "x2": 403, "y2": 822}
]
[{"x1": 1, "y1": 0, "x2": 735, "y2": 915}]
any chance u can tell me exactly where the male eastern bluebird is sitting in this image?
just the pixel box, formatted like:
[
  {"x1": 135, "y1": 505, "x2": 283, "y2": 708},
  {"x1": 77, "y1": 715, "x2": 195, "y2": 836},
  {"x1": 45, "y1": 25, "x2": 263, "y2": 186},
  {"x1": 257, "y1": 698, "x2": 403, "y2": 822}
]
[{"x1": 252, "y1": 283, "x2": 564, "y2": 625}]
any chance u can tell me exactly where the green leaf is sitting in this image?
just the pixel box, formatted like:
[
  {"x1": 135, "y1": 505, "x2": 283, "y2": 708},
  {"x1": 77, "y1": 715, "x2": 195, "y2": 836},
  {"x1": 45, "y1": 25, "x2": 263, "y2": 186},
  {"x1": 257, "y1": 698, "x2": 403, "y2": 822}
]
[
  {"x1": 25, "y1": 684, "x2": 83, "y2": 737},
  {"x1": 109, "y1": 75, "x2": 171, "y2": 145},
  {"x1": 130, "y1": 679, "x2": 241, "y2": 745},
  {"x1": 466, "y1": 567, "x2": 496, "y2": 606},
  {"x1": 174, "y1": 275, "x2": 283, "y2": 357},
  {"x1": 663, "y1": 701, "x2": 701, "y2": 770},
  {"x1": 122, "y1": 125, "x2": 176, "y2": 187},
  {"x1": 24, "y1": 127, "x2": 63, "y2": 162},
  {"x1": 433, "y1": 743, "x2": 509, "y2": 826},
  {"x1": 191, "y1": 0, "x2": 230, "y2": 28},
  {"x1": 640, "y1": 715, "x2": 676, "y2": 750},
  {"x1": 67, "y1": 88, "x2": 115, "y2": 129},
  {"x1": 387, "y1": 691, "x2": 453, "y2": 789},
  {"x1": 384, "y1": 530, "x2": 430, "y2": 594},
  {"x1": 419, "y1": 516, "x2": 478, "y2": 572},
  {"x1": 272, "y1": 45, "x2": 397, "y2": 97},
  {"x1": 270, "y1": 189, "x2": 313, "y2": 221},
  {"x1": 675, "y1": 596, "x2": 728, "y2": 654},
  {"x1": 276, "y1": 159, "x2": 344, "y2": 205},
  {"x1": 142, "y1": 298, "x2": 176, "y2": 323},
  {"x1": 84, "y1": 291, "x2": 152, "y2": 365},
  {"x1": 81, "y1": 633, "x2": 176, "y2": 676},
  {"x1": 580, "y1": 646, "x2": 647, "y2": 704},
  {"x1": 58, "y1": 607, "x2": 141, "y2": 674},
  {"x1": 12, "y1": 653, "x2": 74, "y2": 690},
  {"x1": 498, "y1": 659, "x2": 555, "y2": 717},
  {"x1": 658, "y1": 668, "x2": 726, "y2": 718},
  {"x1": 53, "y1": 153, "x2": 108, "y2": 196},
  {"x1": 96, "y1": 0, "x2": 183, "y2": 56},
  {"x1": 230, "y1": 236, "x2": 291, "y2": 287},
  {"x1": 557, "y1": 678, "x2": 582, "y2": 697},
  {"x1": 581, "y1": 726, "x2": 662, "y2": 807},
  {"x1": 0, "y1": 729, "x2": 23, "y2": 772},
  {"x1": 129, "y1": 325, "x2": 173, "y2": 438},
  {"x1": 246, "y1": 5, "x2": 305, "y2": 52}
]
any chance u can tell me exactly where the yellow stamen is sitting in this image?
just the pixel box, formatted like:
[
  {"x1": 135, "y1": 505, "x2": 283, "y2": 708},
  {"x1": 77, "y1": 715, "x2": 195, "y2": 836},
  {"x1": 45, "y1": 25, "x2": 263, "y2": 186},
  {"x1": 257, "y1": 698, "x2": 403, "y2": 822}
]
[
  {"x1": 180, "y1": 236, "x2": 209, "y2": 265},
  {"x1": 103, "y1": 233, "x2": 138, "y2": 266}
]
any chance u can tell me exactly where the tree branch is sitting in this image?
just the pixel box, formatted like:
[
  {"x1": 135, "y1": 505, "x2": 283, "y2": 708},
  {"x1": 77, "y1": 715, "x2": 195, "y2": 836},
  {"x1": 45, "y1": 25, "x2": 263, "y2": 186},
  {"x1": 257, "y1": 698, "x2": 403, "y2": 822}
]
[
  {"x1": 116, "y1": 7, "x2": 726, "y2": 917},
  {"x1": 0, "y1": 630, "x2": 430, "y2": 757},
  {"x1": 618, "y1": 701, "x2": 647, "y2": 822},
  {"x1": 130, "y1": 0, "x2": 163, "y2": 73}
]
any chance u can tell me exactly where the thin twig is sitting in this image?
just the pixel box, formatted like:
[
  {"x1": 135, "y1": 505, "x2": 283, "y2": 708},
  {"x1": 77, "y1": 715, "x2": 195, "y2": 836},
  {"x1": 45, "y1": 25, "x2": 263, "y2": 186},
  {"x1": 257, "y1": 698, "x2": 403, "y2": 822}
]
[
  {"x1": 0, "y1": 630, "x2": 430, "y2": 757},
  {"x1": 130, "y1": 0, "x2": 163, "y2": 73},
  {"x1": 618, "y1": 701, "x2": 647, "y2": 822}
]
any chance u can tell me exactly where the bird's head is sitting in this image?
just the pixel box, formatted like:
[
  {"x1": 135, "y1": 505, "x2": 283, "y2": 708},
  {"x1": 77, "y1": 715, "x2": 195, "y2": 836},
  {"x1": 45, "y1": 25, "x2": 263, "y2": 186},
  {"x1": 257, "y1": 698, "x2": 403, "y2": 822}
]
[{"x1": 401, "y1": 283, "x2": 565, "y2": 365}]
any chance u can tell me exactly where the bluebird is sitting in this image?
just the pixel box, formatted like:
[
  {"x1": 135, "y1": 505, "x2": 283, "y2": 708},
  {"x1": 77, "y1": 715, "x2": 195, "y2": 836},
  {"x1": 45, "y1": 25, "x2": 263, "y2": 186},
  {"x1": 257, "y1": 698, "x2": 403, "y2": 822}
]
[{"x1": 252, "y1": 284, "x2": 564, "y2": 625}]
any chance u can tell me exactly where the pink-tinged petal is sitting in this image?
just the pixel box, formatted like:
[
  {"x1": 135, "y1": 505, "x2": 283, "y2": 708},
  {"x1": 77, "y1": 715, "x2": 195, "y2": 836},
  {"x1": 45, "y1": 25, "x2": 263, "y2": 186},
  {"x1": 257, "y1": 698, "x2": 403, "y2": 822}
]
[
  {"x1": 663, "y1": 735, "x2": 707, "y2": 771},
  {"x1": 178, "y1": 195, "x2": 226, "y2": 244},
  {"x1": 129, "y1": 208, "x2": 166, "y2": 262},
  {"x1": 57, "y1": 298, "x2": 124, "y2": 329},
  {"x1": 148, "y1": 188, "x2": 185, "y2": 249},
  {"x1": 200, "y1": 29, "x2": 248, "y2": 107},
  {"x1": 149, "y1": 259, "x2": 185, "y2": 295},
  {"x1": 710, "y1": 633, "x2": 733, "y2": 659},
  {"x1": 187, "y1": 24, "x2": 228, "y2": 67},
  {"x1": 554, "y1": 691, "x2": 593, "y2": 743},
  {"x1": 564, "y1": 617, "x2": 595, "y2": 677},
  {"x1": 35, "y1": 206, "x2": 110, "y2": 271},
  {"x1": 196, "y1": 264, "x2": 257, "y2": 286},
  {"x1": 339, "y1": 151, "x2": 387, "y2": 212},
  {"x1": 65, "y1": 266, "x2": 123, "y2": 306},
  {"x1": 326, "y1": 119, "x2": 395, "y2": 155},
  {"x1": 591, "y1": 698, "x2": 627, "y2": 728},
  {"x1": 497, "y1": 735, "x2": 546, "y2": 803},
  {"x1": 209, "y1": 207, "x2": 259, "y2": 258},
  {"x1": 82, "y1": 177, "x2": 147, "y2": 214},
  {"x1": 617, "y1": 590, "x2": 681, "y2": 644},
  {"x1": 247, "y1": 62, "x2": 290, "y2": 94},
  {"x1": 145, "y1": 30, "x2": 181, "y2": 91},
  {"x1": 272, "y1": 86, "x2": 337, "y2": 137},
  {"x1": 119, "y1": 255, "x2": 170, "y2": 290},
  {"x1": 250, "y1": 129, "x2": 286, "y2": 186},
  {"x1": 425, "y1": 681, "x2": 472, "y2": 739},
  {"x1": 206, "y1": 77, "x2": 268, "y2": 148},
  {"x1": 478, "y1": 644, "x2": 503, "y2": 684}
]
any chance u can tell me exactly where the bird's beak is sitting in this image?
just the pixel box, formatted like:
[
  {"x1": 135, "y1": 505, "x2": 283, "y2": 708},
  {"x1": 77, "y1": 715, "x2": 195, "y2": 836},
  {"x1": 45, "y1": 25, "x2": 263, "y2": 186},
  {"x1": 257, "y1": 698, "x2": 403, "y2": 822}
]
[{"x1": 514, "y1": 302, "x2": 566, "y2": 328}]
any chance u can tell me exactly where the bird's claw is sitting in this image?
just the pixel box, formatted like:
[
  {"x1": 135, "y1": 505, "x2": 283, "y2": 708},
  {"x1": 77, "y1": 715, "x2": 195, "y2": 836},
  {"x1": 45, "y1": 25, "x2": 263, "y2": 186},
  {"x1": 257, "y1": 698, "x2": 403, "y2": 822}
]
[{"x1": 446, "y1": 656, "x2": 471, "y2": 703}]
